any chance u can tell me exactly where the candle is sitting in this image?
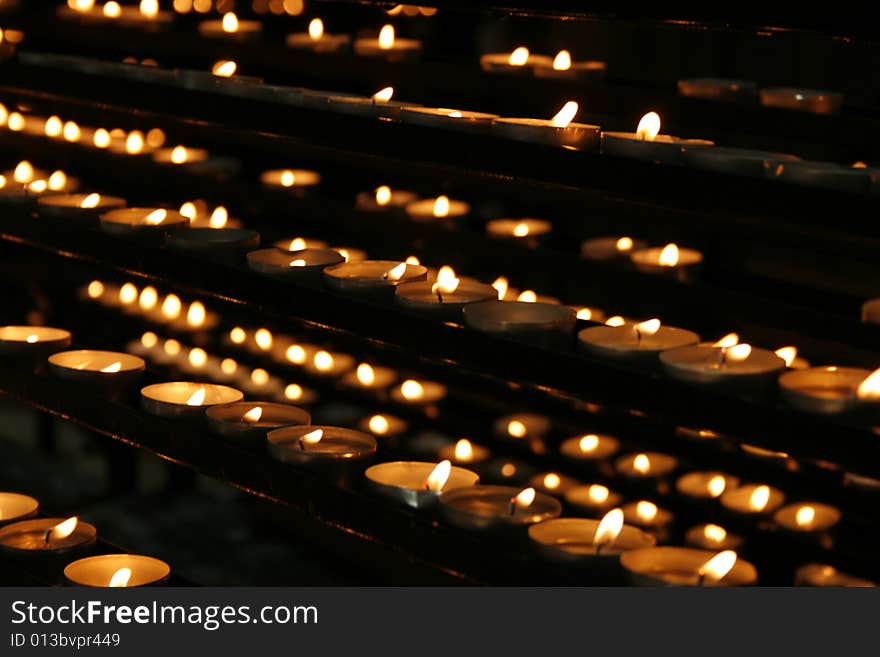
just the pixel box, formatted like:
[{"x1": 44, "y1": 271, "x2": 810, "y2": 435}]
[
  {"x1": 179, "y1": 202, "x2": 242, "y2": 229},
  {"x1": 533, "y1": 50, "x2": 606, "y2": 81},
  {"x1": 493, "y1": 101, "x2": 601, "y2": 150},
  {"x1": 621, "y1": 500, "x2": 674, "y2": 538},
  {"x1": 64, "y1": 554, "x2": 171, "y2": 587},
  {"x1": 601, "y1": 112, "x2": 713, "y2": 163},
  {"x1": 357, "y1": 413, "x2": 409, "y2": 441},
  {"x1": 340, "y1": 363, "x2": 397, "y2": 392},
  {"x1": 675, "y1": 472, "x2": 739, "y2": 500},
  {"x1": 37, "y1": 192, "x2": 127, "y2": 226},
  {"x1": 479, "y1": 47, "x2": 552, "y2": 74},
  {"x1": 168, "y1": 228, "x2": 260, "y2": 264},
  {"x1": 303, "y1": 350, "x2": 355, "y2": 378},
  {"x1": 439, "y1": 485, "x2": 562, "y2": 532},
  {"x1": 528, "y1": 513, "x2": 656, "y2": 565},
  {"x1": 0, "y1": 517, "x2": 96, "y2": 555},
  {"x1": 273, "y1": 237, "x2": 329, "y2": 252},
  {"x1": 267, "y1": 426, "x2": 377, "y2": 480},
  {"x1": 247, "y1": 248, "x2": 344, "y2": 279},
  {"x1": 260, "y1": 169, "x2": 321, "y2": 195},
  {"x1": 0, "y1": 492, "x2": 39, "y2": 526},
  {"x1": 578, "y1": 319, "x2": 699, "y2": 362},
  {"x1": 620, "y1": 547, "x2": 757, "y2": 586},
  {"x1": 280, "y1": 382, "x2": 319, "y2": 406},
  {"x1": 389, "y1": 379, "x2": 447, "y2": 405},
  {"x1": 395, "y1": 268, "x2": 497, "y2": 320},
  {"x1": 355, "y1": 186, "x2": 419, "y2": 213},
  {"x1": 286, "y1": 18, "x2": 350, "y2": 53},
  {"x1": 677, "y1": 78, "x2": 757, "y2": 102},
  {"x1": 630, "y1": 243, "x2": 703, "y2": 281},
  {"x1": 463, "y1": 301, "x2": 576, "y2": 347},
  {"x1": 0, "y1": 326, "x2": 72, "y2": 362},
  {"x1": 773, "y1": 502, "x2": 841, "y2": 533},
  {"x1": 580, "y1": 236, "x2": 646, "y2": 261},
  {"x1": 759, "y1": 87, "x2": 842, "y2": 114},
  {"x1": 720, "y1": 483, "x2": 785, "y2": 516},
  {"x1": 47, "y1": 350, "x2": 145, "y2": 390},
  {"x1": 485, "y1": 218, "x2": 552, "y2": 246},
  {"x1": 527, "y1": 471, "x2": 582, "y2": 497},
  {"x1": 559, "y1": 433, "x2": 620, "y2": 463},
  {"x1": 400, "y1": 106, "x2": 499, "y2": 133},
  {"x1": 769, "y1": 159, "x2": 872, "y2": 194},
  {"x1": 682, "y1": 146, "x2": 799, "y2": 178},
  {"x1": 779, "y1": 366, "x2": 880, "y2": 415},
  {"x1": 615, "y1": 452, "x2": 677, "y2": 481},
  {"x1": 404, "y1": 195, "x2": 470, "y2": 223},
  {"x1": 438, "y1": 438, "x2": 491, "y2": 467},
  {"x1": 685, "y1": 523, "x2": 744, "y2": 551},
  {"x1": 493, "y1": 413, "x2": 551, "y2": 446},
  {"x1": 564, "y1": 484, "x2": 623, "y2": 516},
  {"x1": 0, "y1": 169, "x2": 78, "y2": 205},
  {"x1": 365, "y1": 460, "x2": 479, "y2": 509},
  {"x1": 141, "y1": 382, "x2": 243, "y2": 419},
  {"x1": 660, "y1": 334, "x2": 786, "y2": 388},
  {"x1": 323, "y1": 259, "x2": 428, "y2": 300},
  {"x1": 58, "y1": 1, "x2": 173, "y2": 28},
  {"x1": 198, "y1": 12, "x2": 262, "y2": 41},
  {"x1": 795, "y1": 563, "x2": 875, "y2": 587},
  {"x1": 238, "y1": 368, "x2": 284, "y2": 398},
  {"x1": 205, "y1": 402, "x2": 311, "y2": 444},
  {"x1": 353, "y1": 25, "x2": 421, "y2": 62},
  {"x1": 99, "y1": 207, "x2": 189, "y2": 240}
]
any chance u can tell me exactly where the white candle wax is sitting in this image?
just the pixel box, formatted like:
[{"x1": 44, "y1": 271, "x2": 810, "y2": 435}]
[{"x1": 365, "y1": 461, "x2": 479, "y2": 509}]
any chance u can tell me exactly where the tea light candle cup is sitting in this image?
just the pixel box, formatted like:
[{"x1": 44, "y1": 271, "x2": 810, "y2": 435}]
[
  {"x1": 528, "y1": 472, "x2": 582, "y2": 497},
  {"x1": 677, "y1": 78, "x2": 757, "y2": 102},
  {"x1": 773, "y1": 502, "x2": 841, "y2": 534},
  {"x1": 247, "y1": 248, "x2": 344, "y2": 280},
  {"x1": 660, "y1": 340, "x2": 786, "y2": 390},
  {"x1": 795, "y1": 563, "x2": 875, "y2": 587},
  {"x1": 152, "y1": 146, "x2": 210, "y2": 165},
  {"x1": 528, "y1": 516, "x2": 656, "y2": 568},
  {"x1": 37, "y1": 193, "x2": 127, "y2": 227},
  {"x1": 47, "y1": 350, "x2": 145, "y2": 393},
  {"x1": 464, "y1": 301, "x2": 576, "y2": 347},
  {"x1": 438, "y1": 438, "x2": 491, "y2": 468},
  {"x1": 559, "y1": 433, "x2": 621, "y2": 465},
  {"x1": 630, "y1": 243, "x2": 703, "y2": 281},
  {"x1": 0, "y1": 493, "x2": 39, "y2": 527},
  {"x1": 759, "y1": 87, "x2": 843, "y2": 114},
  {"x1": 675, "y1": 471, "x2": 739, "y2": 501},
  {"x1": 621, "y1": 547, "x2": 757, "y2": 586},
  {"x1": 357, "y1": 413, "x2": 409, "y2": 445},
  {"x1": 578, "y1": 321, "x2": 700, "y2": 363},
  {"x1": 0, "y1": 517, "x2": 97, "y2": 558},
  {"x1": 778, "y1": 366, "x2": 878, "y2": 415},
  {"x1": 400, "y1": 107, "x2": 498, "y2": 134},
  {"x1": 353, "y1": 25, "x2": 421, "y2": 62},
  {"x1": 405, "y1": 195, "x2": 471, "y2": 224},
  {"x1": 141, "y1": 382, "x2": 243, "y2": 420},
  {"x1": 389, "y1": 379, "x2": 447, "y2": 406},
  {"x1": 601, "y1": 112, "x2": 714, "y2": 163},
  {"x1": 684, "y1": 523, "x2": 744, "y2": 551},
  {"x1": 324, "y1": 260, "x2": 428, "y2": 300},
  {"x1": 100, "y1": 207, "x2": 189, "y2": 241},
  {"x1": 205, "y1": 401, "x2": 311, "y2": 445},
  {"x1": 0, "y1": 326, "x2": 72, "y2": 364},
  {"x1": 260, "y1": 169, "x2": 321, "y2": 196},
  {"x1": 355, "y1": 187, "x2": 419, "y2": 214},
  {"x1": 303, "y1": 350, "x2": 355, "y2": 378},
  {"x1": 720, "y1": 483, "x2": 785, "y2": 516},
  {"x1": 479, "y1": 48, "x2": 552, "y2": 74},
  {"x1": 439, "y1": 485, "x2": 562, "y2": 532},
  {"x1": 267, "y1": 425, "x2": 377, "y2": 483},
  {"x1": 564, "y1": 484, "x2": 623, "y2": 516},
  {"x1": 768, "y1": 159, "x2": 872, "y2": 194},
  {"x1": 286, "y1": 19, "x2": 350, "y2": 53},
  {"x1": 168, "y1": 228, "x2": 260, "y2": 264},
  {"x1": 485, "y1": 218, "x2": 552, "y2": 247},
  {"x1": 493, "y1": 110, "x2": 601, "y2": 151},
  {"x1": 533, "y1": 51, "x2": 606, "y2": 81},
  {"x1": 580, "y1": 236, "x2": 647, "y2": 261},
  {"x1": 198, "y1": 12, "x2": 262, "y2": 42},
  {"x1": 365, "y1": 460, "x2": 479, "y2": 509},
  {"x1": 621, "y1": 500, "x2": 674, "y2": 540},
  {"x1": 395, "y1": 278, "x2": 498, "y2": 321},
  {"x1": 64, "y1": 554, "x2": 171, "y2": 587}
]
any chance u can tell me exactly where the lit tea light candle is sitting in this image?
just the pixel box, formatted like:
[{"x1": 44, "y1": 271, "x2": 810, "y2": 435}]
[
  {"x1": 774, "y1": 346, "x2": 810, "y2": 370},
  {"x1": 795, "y1": 563, "x2": 875, "y2": 587},
  {"x1": 355, "y1": 186, "x2": 419, "y2": 213},
  {"x1": 179, "y1": 202, "x2": 242, "y2": 229},
  {"x1": 260, "y1": 169, "x2": 321, "y2": 195},
  {"x1": 564, "y1": 484, "x2": 623, "y2": 516},
  {"x1": 286, "y1": 18, "x2": 350, "y2": 52},
  {"x1": 47, "y1": 350, "x2": 145, "y2": 390},
  {"x1": 238, "y1": 367, "x2": 283, "y2": 398},
  {"x1": 527, "y1": 471, "x2": 581, "y2": 497},
  {"x1": 0, "y1": 326, "x2": 72, "y2": 362},
  {"x1": 621, "y1": 500, "x2": 674, "y2": 537},
  {"x1": 779, "y1": 366, "x2": 880, "y2": 415},
  {"x1": 533, "y1": 50, "x2": 607, "y2": 81},
  {"x1": 0, "y1": 492, "x2": 39, "y2": 526},
  {"x1": 660, "y1": 333, "x2": 786, "y2": 388},
  {"x1": 493, "y1": 413, "x2": 551, "y2": 445},
  {"x1": 365, "y1": 460, "x2": 479, "y2": 509},
  {"x1": 621, "y1": 547, "x2": 757, "y2": 586},
  {"x1": 493, "y1": 101, "x2": 601, "y2": 150},
  {"x1": 479, "y1": 46, "x2": 551, "y2": 74},
  {"x1": 615, "y1": 452, "x2": 677, "y2": 481},
  {"x1": 141, "y1": 382, "x2": 243, "y2": 419},
  {"x1": 685, "y1": 523, "x2": 744, "y2": 551},
  {"x1": 249, "y1": 328, "x2": 275, "y2": 354},
  {"x1": 630, "y1": 243, "x2": 703, "y2": 281},
  {"x1": 485, "y1": 218, "x2": 552, "y2": 246},
  {"x1": 759, "y1": 87, "x2": 842, "y2": 115},
  {"x1": 578, "y1": 318, "x2": 699, "y2": 362},
  {"x1": 774, "y1": 502, "x2": 841, "y2": 533},
  {"x1": 325, "y1": 86, "x2": 410, "y2": 120},
  {"x1": 37, "y1": 192, "x2": 127, "y2": 226},
  {"x1": 464, "y1": 301, "x2": 576, "y2": 346},
  {"x1": 303, "y1": 349, "x2": 355, "y2": 378},
  {"x1": 396, "y1": 266, "x2": 497, "y2": 320},
  {"x1": 152, "y1": 145, "x2": 210, "y2": 166},
  {"x1": 267, "y1": 426, "x2": 377, "y2": 481},
  {"x1": 438, "y1": 438, "x2": 491, "y2": 466},
  {"x1": 720, "y1": 483, "x2": 785, "y2": 516},
  {"x1": 100, "y1": 207, "x2": 189, "y2": 240},
  {"x1": 341, "y1": 362, "x2": 397, "y2": 391},
  {"x1": 559, "y1": 433, "x2": 620, "y2": 463},
  {"x1": 529, "y1": 512, "x2": 656, "y2": 566},
  {"x1": 677, "y1": 78, "x2": 757, "y2": 102},
  {"x1": 601, "y1": 111, "x2": 713, "y2": 163},
  {"x1": 353, "y1": 24, "x2": 422, "y2": 62},
  {"x1": 64, "y1": 554, "x2": 171, "y2": 587},
  {"x1": 440, "y1": 485, "x2": 561, "y2": 532},
  {"x1": 675, "y1": 472, "x2": 739, "y2": 500},
  {"x1": 573, "y1": 306, "x2": 607, "y2": 323},
  {"x1": 404, "y1": 195, "x2": 470, "y2": 223},
  {"x1": 400, "y1": 106, "x2": 499, "y2": 133},
  {"x1": 0, "y1": 516, "x2": 96, "y2": 556},
  {"x1": 357, "y1": 413, "x2": 409, "y2": 441},
  {"x1": 247, "y1": 248, "x2": 345, "y2": 279},
  {"x1": 198, "y1": 12, "x2": 262, "y2": 41},
  {"x1": 205, "y1": 401, "x2": 310, "y2": 444},
  {"x1": 323, "y1": 260, "x2": 428, "y2": 299},
  {"x1": 389, "y1": 378, "x2": 447, "y2": 405},
  {"x1": 280, "y1": 382, "x2": 319, "y2": 406}
]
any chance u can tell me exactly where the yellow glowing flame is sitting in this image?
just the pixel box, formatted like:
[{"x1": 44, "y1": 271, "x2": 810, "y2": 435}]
[
  {"x1": 518, "y1": 290, "x2": 538, "y2": 303},
  {"x1": 433, "y1": 195, "x2": 450, "y2": 218},
  {"x1": 594, "y1": 508, "x2": 624, "y2": 549},
  {"x1": 243, "y1": 406, "x2": 263, "y2": 423},
  {"x1": 125, "y1": 131, "x2": 144, "y2": 154},
  {"x1": 378, "y1": 24, "x2": 395, "y2": 49},
  {"x1": 48, "y1": 517, "x2": 78, "y2": 542},
  {"x1": 857, "y1": 368, "x2": 880, "y2": 400},
  {"x1": 552, "y1": 50, "x2": 571, "y2": 71},
  {"x1": 73, "y1": 0, "x2": 96, "y2": 11},
  {"x1": 447, "y1": 111, "x2": 463, "y2": 118},
  {"x1": 229, "y1": 327, "x2": 246, "y2": 344},
  {"x1": 140, "y1": 0, "x2": 158, "y2": 17},
  {"x1": 100, "y1": 361, "x2": 122, "y2": 373},
  {"x1": 0, "y1": 175, "x2": 5, "y2": 189},
  {"x1": 313, "y1": 350, "x2": 334, "y2": 372},
  {"x1": 658, "y1": 243, "x2": 680, "y2": 267},
  {"x1": 63, "y1": 121, "x2": 81, "y2": 142},
  {"x1": 26, "y1": 334, "x2": 39, "y2": 344},
  {"x1": 87, "y1": 280, "x2": 105, "y2": 299},
  {"x1": 385, "y1": 262, "x2": 407, "y2": 281},
  {"x1": 375, "y1": 185, "x2": 392, "y2": 206},
  {"x1": 301, "y1": 428, "x2": 323, "y2": 445},
  {"x1": 749, "y1": 485, "x2": 771, "y2": 512},
  {"x1": 400, "y1": 379, "x2": 424, "y2": 400},
  {"x1": 27, "y1": 180, "x2": 48, "y2": 194},
  {"x1": 288, "y1": 237, "x2": 308, "y2": 251},
  {"x1": 707, "y1": 475, "x2": 727, "y2": 498},
  {"x1": 281, "y1": 170, "x2": 296, "y2": 187},
  {"x1": 507, "y1": 420, "x2": 527, "y2": 438},
  {"x1": 356, "y1": 363, "x2": 376, "y2": 386},
  {"x1": 212, "y1": 60, "x2": 237, "y2": 77},
  {"x1": 119, "y1": 283, "x2": 138, "y2": 305},
  {"x1": 405, "y1": 256, "x2": 420, "y2": 266},
  {"x1": 286, "y1": 344, "x2": 306, "y2": 364},
  {"x1": 222, "y1": 12, "x2": 239, "y2": 32},
  {"x1": 713, "y1": 333, "x2": 739, "y2": 349},
  {"x1": 579, "y1": 434, "x2": 600, "y2": 453},
  {"x1": 48, "y1": 171, "x2": 67, "y2": 191},
  {"x1": 254, "y1": 329, "x2": 272, "y2": 350},
  {"x1": 704, "y1": 524, "x2": 727, "y2": 544},
  {"x1": 636, "y1": 500, "x2": 658, "y2": 522},
  {"x1": 492, "y1": 276, "x2": 508, "y2": 300},
  {"x1": 513, "y1": 222, "x2": 530, "y2": 237},
  {"x1": 145, "y1": 209, "x2": 167, "y2": 225},
  {"x1": 188, "y1": 348, "x2": 207, "y2": 368},
  {"x1": 79, "y1": 193, "x2": 101, "y2": 209},
  {"x1": 108, "y1": 567, "x2": 132, "y2": 588},
  {"x1": 634, "y1": 318, "x2": 661, "y2": 337},
  {"x1": 513, "y1": 487, "x2": 536, "y2": 509},
  {"x1": 796, "y1": 505, "x2": 816, "y2": 528},
  {"x1": 146, "y1": 128, "x2": 165, "y2": 148},
  {"x1": 633, "y1": 454, "x2": 651, "y2": 474},
  {"x1": 373, "y1": 87, "x2": 394, "y2": 102},
  {"x1": 44, "y1": 116, "x2": 63, "y2": 137},
  {"x1": 636, "y1": 112, "x2": 661, "y2": 141},
  {"x1": 500, "y1": 463, "x2": 517, "y2": 477},
  {"x1": 186, "y1": 387, "x2": 207, "y2": 406},
  {"x1": 162, "y1": 294, "x2": 182, "y2": 320},
  {"x1": 250, "y1": 367, "x2": 268, "y2": 384},
  {"x1": 220, "y1": 358, "x2": 237, "y2": 375},
  {"x1": 94, "y1": 128, "x2": 111, "y2": 148},
  {"x1": 368, "y1": 415, "x2": 389, "y2": 434},
  {"x1": 543, "y1": 473, "x2": 561, "y2": 490},
  {"x1": 426, "y1": 460, "x2": 452, "y2": 492},
  {"x1": 775, "y1": 346, "x2": 798, "y2": 367},
  {"x1": 141, "y1": 332, "x2": 157, "y2": 349},
  {"x1": 605, "y1": 316, "x2": 626, "y2": 327},
  {"x1": 186, "y1": 301, "x2": 206, "y2": 327},
  {"x1": 308, "y1": 18, "x2": 324, "y2": 40},
  {"x1": 103, "y1": 1, "x2": 121, "y2": 16},
  {"x1": 432, "y1": 266, "x2": 461, "y2": 295},
  {"x1": 508, "y1": 46, "x2": 529, "y2": 66},
  {"x1": 699, "y1": 550, "x2": 737, "y2": 583},
  {"x1": 163, "y1": 339, "x2": 181, "y2": 356},
  {"x1": 589, "y1": 484, "x2": 610, "y2": 503},
  {"x1": 170, "y1": 146, "x2": 188, "y2": 164},
  {"x1": 550, "y1": 101, "x2": 578, "y2": 128},
  {"x1": 285, "y1": 384, "x2": 303, "y2": 400},
  {"x1": 454, "y1": 439, "x2": 473, "y2": 461},
  {"x1": 616, "y1": 237, "x2": 634, "y2": 251},
  {"x1": 726, "y1": 344, "x2": 752, "y2": 362},
  {"x1": 14, "y1": 161, "x2": 34, "y2": 184},
  {"x1": 209, "y1": 206, "x2": 228, "y2": 229}
]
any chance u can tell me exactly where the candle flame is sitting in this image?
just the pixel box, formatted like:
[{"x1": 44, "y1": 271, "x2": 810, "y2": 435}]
[
  {"x1": 372, "y1": 87, "x2": 394, "y2": 102},
  {"x1": 94, "y1": 128, "x2": 111, "y2": 148},
  {"x1": 186, "y1": 301, "x2": 206, "y2": 327},
  {"x1": 27, "y1": 180, "x2": 48, "y2": 194},
  {"x1": 726, "y1": 343, "x2": 752, "y2": 362},
  {"x1": 108, "y1": 567, "x2": 132, "y2": 588},
  {"x1": 605, "y1": 316, "x2": 626, "y2": 327},
  {"x1": 13, "y1": 161, "x2": 34, "y2": 184},
  {"x1": 400, "y1": 379, "x2": 424, "y2": 400},
  {"x1": 45, "y1": 116, "x2": 63, "y2": 137},
  {"x1": 616, "y1": 236, "x2": 634, "y2": 251},
  {"x1": 222, "y1": 12, "x2": 239, "y2": 33},
  {"x1": 162, "y1": 294, "x2": 182, "y2": 319},
  {"x1": 7, "y1": 112, "x2": 25, "y2": 131},
  {"x1": 543, "y1": 473, "x2": 561, "y2": 490},
  {"x1": 145, "y1": 209, "x2": 167, "y2": 225},
  {"x1": 433, "y1": 195, "x2": 450, "y2": 218},
  {"x1": 492, "y1": 276, "x2": 508, "y2": 300},
  {"x1": 594, "y1": 508, "x2": 624, "y2": 549},
  {"x1": 141, "y1": 332, "x2": 158, "y2": 349},
  {"x1": 454, "y1": 439, "x2": 473, "y2": 461},
  {"x1": 186, "y1": 387, "x2": 207, "y2": 406},
  {"x1": 26, "y1": 334, "x2": 39, "y2": 344},
  {"x1": 368, "y1": 415, "x2": 389, "y2": 434},
  {"x1": 356, "y1": 363, "x2": 375, "y2": 386},
  {"x1": 301, "y1": 428, "x2": 323, "y2": 445},
  {"x1": 385, "y1": 262, "x2": 407, "y2": 281},
  {"x1": 209, "y1": 206, "x2": 228, "y2": 228},
  {"x1": 405, "y1": 256, "x2": 420, "y2": 265},
  {"x1": 63, "y1": 121, "x2": 81, "y2": 142},
  {"x1": 636, "y1": 112, "x2": 661, "y2": 141},
  {"x1": 775, "y1": 346, "x2": 798, "y2": 367},
  {"x1": 579, "y1": 434, "x2": 600, "y2": 453},
  {"x1": 286, "y1": 344, "x2": 306, "y2": 364},
  {"x1": 243, "y1": 406, "x2": 263, "y2": 423},
  {"x1": 139, "y1": 0, "x2": 158, "y2": 17},
  {"x1": 796, "y1": 505, "x2": 816, "y2": 528},
  {"x1": 313, "y1": 350, "x2": 334, "y2": 372},
  {"x1": 507, "y1": 420, "x2": 526, "y2": 438},
  {"x1": 255, "y1": 329, "x2": 273, "y2": 351},
  {"x1": 125, "y1": 131, "x2": 144, "y2": 154},
  {"x1": 707, "y1": 475, "x2": 727, "y2": 497},
  {"x1": 713, "y1": 333, "x2": 739, "y2": 348},
  {"x1": 48, "y1": 171, "x2": 67, "y2": 191},
  {"x1": 704, "y1": 524, "x2": 727, "y2": 544},
  {"x1": 633, "y1": 453, "x2": 651, "y2": 474},
  {"x1": 220, "y1": 358, "x2": 237, "y2": 375},
  {"x1": 289, "y1": 259, "x2": 307, "y2": 268},
  {"x1": 426, "y1": 460, "x2": 452, "y2": 492},
  {"x1": 229, "y1": 327, "x2": 246, "y2": 344},
  {"x1": 212, "y1": 60, "x2": 237, "y2": 77},
  {"x1": 699, "y1": 550, "x2": 737, "y2": 583},
  {"x1": 508, "y1": 46, "x2": 529, "y2": 66},
  {"x1": 100, "y1": 361, "x2": 122, "y2": 373},
  {"x1": 550, "y1": 101, "x2": 578, "y2": 128},
  {"x1": 658, "y1": 243, "x2": 680, "y2": 266},
  {"x1": 513, "y1": 487, "x2": 536, "y2": 509},
  {"x1": 749, "y1": 485, "x2": 771, "y2": 512},
  {"x1": 284, "y1": 384, "x2": 303, "y2": 400},
  {"x1": 170, "y1": 146, "x2": 188, "y2": 164},
  {"x1": 634, "y1": 318, "x2": 661, "y2": 337},
  {"x1": 636, "y1": 500, "x2": 658, "y2": 522},
  {"x1": 552, "y1": 50, "x2": 571, "y2": 71},
  {"x1": 856, "y1": 368, "x2": 880, "y2": 400},
  {"x1": 308, "y1": 18, "x2": 324, "y2": 40},
  {"x1": 251, "y1": 368, "x2": 270, "y2": 386},
  {"x1": 589, "y1": 484, "x2": 610, "y2": 503},
  {"x1": 431, "y1": 266, "x2": 460, "y2": 295},
  {"x1": 287, "y1": 237, "x2": 307, "y2": 251},
  {"x1": 281, "y1": 170, "x2": 296, "y2": 186},
  {"x1": 378, "y1": 24, "x2": 395, "y2": 49},
  {"x1": 119, "y1": 283, "x2": 138, "y2": 305},
  {"x1": 87, "y1": 280, "x2": 105, "y2": 299},
  {"x1": 513, "y1": 222, "x2": 530, "y2": 237},
  {"x1": 375, "y1": 186, "x2": 392, "y2": 206},
  {"x1": 517, "y1": 290, "x2": 537, "y2": 303},
  {"x1": 48, "y1": 517, "x2": 78, "y2": 542},
  {"x1": 79, "y1": 193, "x2": 101, "y2": 209},
  {"x1": 188, "y1": 348, "x2": 207, "y2": 368}
]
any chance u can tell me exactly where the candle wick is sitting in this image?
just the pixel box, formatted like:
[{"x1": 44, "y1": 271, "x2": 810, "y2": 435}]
[
  {"x1": 697, "y1": 572, "x2": 706, "y2": 587},
  {"x1": 298, "y1": 438, "x2": 308, "y2": 451},
  {"x1": 595, "y1": 540, "x2": 607, "y2": 555},
  {"x1": 436, "y1": 290, "x2": 443, "y2": 303},
  {"x1": 509, "y1": 496, "x2": 517, "y2": 516},
  {"x1": 44, "y1": 529, "x2": 52, "y2": 545}
]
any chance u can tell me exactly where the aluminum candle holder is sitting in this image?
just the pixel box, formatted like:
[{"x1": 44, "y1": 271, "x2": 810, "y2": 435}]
[
  {"x1": 267, "y1": 425, "x2": 377, "y2": 484},
  {"x1": 364, "y1": 461, "x2": 480, "y2": 509},
  {"x1": 395, "y1": 280, "x2": 498, "y2": 321},
  {"x1": 47, "y1": 350, "x2": 145, "y2": 392},
  {"x1": 355, "y1": 188, "x2": 419, "y2": 214},
  {"x1": 205, "y1": 401, "x2": 311, "y2": 444},
  {"x1": 564, "y1": 485, "x2": 623, "y2": 516},
  {"x1": 682, "y1": 146, "x2": 799, "y2": 178},
  {"x1": 247, "y1": 248, "x2": 344, "y2": 280},
  {"x1": 64, "y1": 554, "x2": 171, "y2": 587},
  {"x1": 463, "y1": 301, "x2": 576, "y2": 347},
  {"x1": 0, "y1": 518, "x2": 96, "y2": 558},
  {"x1": 779, "y1": 366, "x2": 876, "y2": 415},
  {"x1": 528, "y1": 517, "x2": 656, "y2": 565},
  {"x1": 141, "y1": 382, "x2": 244, "y2": 420},
  {"x1": 578, "y1": 323, "x2": 699, "y2": 363},
  {"x1": 0, "y1": 493, "x2": 39, "y2": 527},
  {"x1": 620, "y1": 547, "x2": 758, "y2": 586},
  {"x1": 439, "y1": 485, "x2": 562, "y2": 532},
  {"x1": 37, "y1": 193, "x2": 127, "y2": 227},
  {"x1": 0, "y1": 326, "x2": 72, "y2": 364}
]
